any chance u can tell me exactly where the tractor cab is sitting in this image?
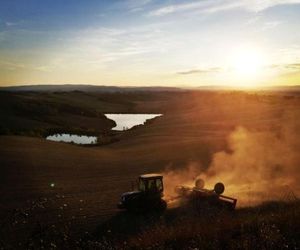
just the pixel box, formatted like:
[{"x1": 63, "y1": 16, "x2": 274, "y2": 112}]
[
  {"x1": 118, "y1": 173, "x2": 166, "y2": 212},
  {"x1": 138, "y1": 174, "x2": 163, "y2": 196}
]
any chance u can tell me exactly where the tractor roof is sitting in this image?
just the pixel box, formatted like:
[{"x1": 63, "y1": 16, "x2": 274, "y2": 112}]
[{"x1": 139, "y1": 173, "x2": 163, "y2": 179}]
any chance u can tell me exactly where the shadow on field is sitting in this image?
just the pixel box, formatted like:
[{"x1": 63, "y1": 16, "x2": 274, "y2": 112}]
[
  {"x1": 92, "y1": 201, "x2": 300, "y2": 249},
  {"x1": 94, "y1": 210, "x2": 166, "y2": 240},
  {"x1": 0, "y1": 198, "x2": 299, "y2": 249},
  {"x1": 93, "y1": 203, "x2": 235, "y2": 246}
]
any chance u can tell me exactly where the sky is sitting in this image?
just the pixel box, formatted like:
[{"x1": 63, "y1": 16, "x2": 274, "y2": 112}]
[{"x1": 0, "y1": 0, "x2": 300, "y2": 87}]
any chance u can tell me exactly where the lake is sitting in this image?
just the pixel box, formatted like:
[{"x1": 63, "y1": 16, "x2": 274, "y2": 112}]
[
  {"x1": 46, "y1": 134, "x2": 97, "y2": 144},
  {"x1": 105, "y1": 114, "x2": 162, "y2": 130},
  {"x1": 46, "y1": 114, "x2": 162, "y2": 144}
]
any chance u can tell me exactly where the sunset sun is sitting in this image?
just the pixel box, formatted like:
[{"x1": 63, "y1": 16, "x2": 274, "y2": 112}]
[
  {"x1": 234, "y1": 52, "x2": 262, "y2": 75},
  {"x1": 227, "y1": 47, "x2": 267, "y2": 88}
]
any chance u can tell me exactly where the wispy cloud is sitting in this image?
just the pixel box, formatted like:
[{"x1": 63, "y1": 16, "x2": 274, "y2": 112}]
[
  {"x1": 0, "y1": 60, "x2": 25, "y2": 70},
  {"x1": 149, "y1": 0, "x2": 300, "y2": 16},
  {"x1": 267, "y1": 63, "x2": 300, "y2": 72},
  {"x1": 4, "y1": 20, "x2": 25, "y2": 27},
  {"x1": 0, "y1": 60, "x2": 53, "y2": 72},
  {"x1": 149, "y1": 1, "x2": 211, "y2": 16},
  {"x1": 285, "y1": 63, "x2": 300, "y2": 70},
  {"x1": 177, "y1": 67, "x2": 221, "y2": 75},
  {"x1": 111, "y1": 0, "x2": 153, "y2": 13},
  {"x1": 262, "y1": 20, "x2": 283, "y2": 30},
  {"x1": 177, "y1": 62, "x2": 300, "y2": 76},
  {"x1": 33, "y1": 23, "x2": 175, "y2": 72},
  {"x1": 127, "y1": 0, "x2": 153, "y2": 12}
]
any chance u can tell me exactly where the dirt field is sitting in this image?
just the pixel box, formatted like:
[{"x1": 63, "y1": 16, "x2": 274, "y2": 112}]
[{"x1": 0, "y1": 90, "x2": 299, "y2": 249}]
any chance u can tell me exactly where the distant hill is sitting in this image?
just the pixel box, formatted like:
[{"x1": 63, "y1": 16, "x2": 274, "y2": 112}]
[
  {"x1": 259, "y1": 85, "x2": 300, "y2": 92},
  {"x1": 0, "y1": 84, "x2": 184, "y2": 93},
  {"x1": 195, "y1": 85, "x2": 300, "y2": 92},
  {"x1": 1, "y1": 84, "x2": 300, "y2": 93}
]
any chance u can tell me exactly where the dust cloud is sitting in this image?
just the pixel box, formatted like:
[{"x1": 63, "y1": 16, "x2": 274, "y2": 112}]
[
  {"x1": 163, "y1": 111, "x2": 300, "y2": 207},
  {"x1": 162, "y1": 163, "x2": 203, "y2": 199}
]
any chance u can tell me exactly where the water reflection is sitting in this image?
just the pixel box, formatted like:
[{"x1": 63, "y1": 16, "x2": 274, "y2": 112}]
[
  {"x1": 46, "y1": 134, "x2": 97, "y2": 144},
  {"x1": 105, "y1": 114, "x2": 162, "y2": 130},
  {"x1": 46, "y1": 114, "x2": 162, "y2": 144}
]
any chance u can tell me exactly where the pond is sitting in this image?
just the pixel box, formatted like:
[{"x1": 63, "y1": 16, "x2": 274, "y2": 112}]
[
  {"x1": 46, "y1": 134, "x2": 97, "y2": 144},
  {"x1": 46, "y1": 114, "x2": 162, "y2": 144},
  {"x1": 105, "y1": 114, "x2": 162, "y2": 130}
]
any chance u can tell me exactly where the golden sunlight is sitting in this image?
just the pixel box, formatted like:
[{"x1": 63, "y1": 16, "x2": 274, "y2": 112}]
[
  {"x1": 234, "y1": 51, "x2": 262, "y2": 75},
  {"x1": 230, "y1": 47, "x2": 267, "y2": 88}
]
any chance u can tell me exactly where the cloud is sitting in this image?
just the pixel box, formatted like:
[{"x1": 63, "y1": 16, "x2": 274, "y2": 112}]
[
  {"x1": 0, "y1": 60, "x2": 25, "y2": 70},
  {"x1": 5, "y1": 20, "x2": 24, "y2": 27},
  {"x1": 127, "y1": 0, "x2": 152, "y2": 8},
  {"x1": 149, "y1": 0, "x2": 300, "y2": 16},
  {"x1": 33, "y1": 22, "x2": 174, "y2": 72},
  {"x1": 0, "y1": 21, "x2": 174, "y2": 74},
  {"x1": 112, "y1": 0, "x2": 152, "y2": 13},
  {"x1": 269, "y1": 63, "x2": 300, "y2": 71},
  {"x1": 0, "y1": 60, "x2": 52, "y2": 72},
  {"x1": 262, "y1": 20, "x2": 283, "y2": 30},
  {"x1": 149, "y1": 1, "x2": 212, "y2": 16},
  {"x1": 177, "y1": 67, "x2": 221, "y2": 75},
  {"x1": 285, "y1": 63, "x2": 300, "y2": 70},
  {"x1": 244, "y1": 0, "x2": 300, "y2": 12}
]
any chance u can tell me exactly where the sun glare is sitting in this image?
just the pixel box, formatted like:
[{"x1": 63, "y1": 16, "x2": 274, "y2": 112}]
[
  {"x1": 230, "y1": 47, "x2": 266, "y2": 88},
  {"x1": 234, "y1": 51, "x2": 262, "y2": 76}
]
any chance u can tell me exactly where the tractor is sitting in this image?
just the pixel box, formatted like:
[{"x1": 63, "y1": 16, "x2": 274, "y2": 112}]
[
  {"x1": 118, "y1": 173, "x2": 237, "y2": 212},
  {"x1": 117, "y1": 174, "x2": 167, "y2": 212}
]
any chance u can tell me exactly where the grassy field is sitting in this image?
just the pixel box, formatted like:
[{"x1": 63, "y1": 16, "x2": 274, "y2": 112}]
[{"x1": 0, "y1": 89, "x2": 299, "y2": 249}]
